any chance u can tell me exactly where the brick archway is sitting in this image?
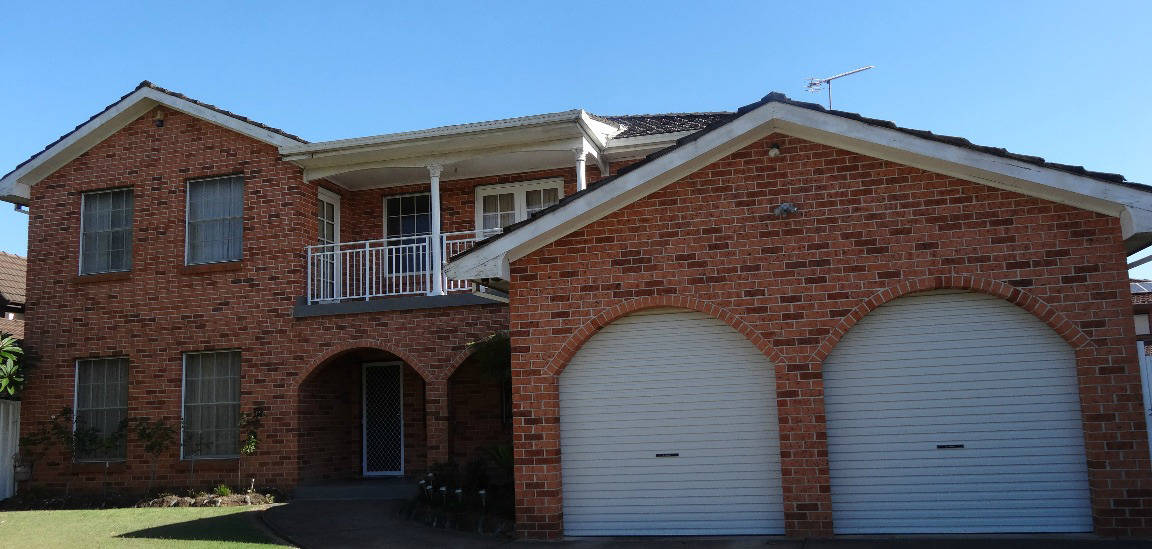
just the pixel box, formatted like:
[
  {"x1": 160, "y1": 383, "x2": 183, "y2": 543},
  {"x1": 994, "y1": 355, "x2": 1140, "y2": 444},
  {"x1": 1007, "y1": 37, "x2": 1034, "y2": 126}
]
[
  {"x1": 444, "y1": 331, "x2": 507, "y2": 380},
  {"x1": 298, "y1": 339, "x2": 433, "y2": 385},
  {"x1": 543, "y1": 294, "x2": 783, "y2": 377},
  {"x1": 809, "y1": 275, "x2": 1094, "y2": 365}
]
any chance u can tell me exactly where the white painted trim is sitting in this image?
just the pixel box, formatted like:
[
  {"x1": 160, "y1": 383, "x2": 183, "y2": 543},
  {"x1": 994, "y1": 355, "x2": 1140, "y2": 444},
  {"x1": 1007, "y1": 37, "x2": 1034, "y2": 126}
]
[
  {"x1": 0, "y1": 86, "x2": 303, "y2": 203},
  {"x1": 282, "y1": 110, "x2": 587, "y2": 156},
  {"x1": 362, "y1": 361, "x2": 405, "y2": 477},
  {"x1": 446, "y1": 101, "x2": 1152, "y2": 280},
  {"x1": 473, "y1": 178, "x2": 565, "y2": 237},
  {"x1": 317, "y1": 187, "x2": 341, "y2": 244}
]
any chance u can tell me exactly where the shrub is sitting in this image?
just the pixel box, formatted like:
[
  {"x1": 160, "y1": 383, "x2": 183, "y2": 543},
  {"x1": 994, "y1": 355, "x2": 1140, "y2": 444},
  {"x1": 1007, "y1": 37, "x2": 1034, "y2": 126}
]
[{"x1": 213, "y1": 484, "x2": 232, "y2": 497}]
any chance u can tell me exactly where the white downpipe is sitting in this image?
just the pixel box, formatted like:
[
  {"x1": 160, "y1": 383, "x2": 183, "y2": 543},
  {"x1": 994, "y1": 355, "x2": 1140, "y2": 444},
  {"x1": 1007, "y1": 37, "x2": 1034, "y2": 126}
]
[{"x1": 428, "y1": 163, "x2": 445, "y2": 296}]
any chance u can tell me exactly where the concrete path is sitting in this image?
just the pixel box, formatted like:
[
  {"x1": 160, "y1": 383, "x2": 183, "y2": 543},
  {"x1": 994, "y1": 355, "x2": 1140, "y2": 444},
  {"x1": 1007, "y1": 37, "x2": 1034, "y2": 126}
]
[{"x1": 262, "y1": 500, "x2": 1152, "y2": 549}]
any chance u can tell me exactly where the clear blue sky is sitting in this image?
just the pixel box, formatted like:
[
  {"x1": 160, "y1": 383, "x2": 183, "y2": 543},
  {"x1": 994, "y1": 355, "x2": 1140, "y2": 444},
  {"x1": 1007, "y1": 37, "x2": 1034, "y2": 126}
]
[{"x1": 2, "y1": 1, "x2": 1151, "y2": 273}]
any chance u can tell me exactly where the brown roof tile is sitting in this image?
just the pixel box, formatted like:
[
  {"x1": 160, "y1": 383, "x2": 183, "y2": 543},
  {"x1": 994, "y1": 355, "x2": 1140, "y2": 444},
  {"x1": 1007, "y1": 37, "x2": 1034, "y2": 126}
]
[
  {"x1": 0, "y1": 317, "x2": 22, "y2": 340},
  {"x1": 0, "y1": 252, "x2": 25, "y2": 307}
]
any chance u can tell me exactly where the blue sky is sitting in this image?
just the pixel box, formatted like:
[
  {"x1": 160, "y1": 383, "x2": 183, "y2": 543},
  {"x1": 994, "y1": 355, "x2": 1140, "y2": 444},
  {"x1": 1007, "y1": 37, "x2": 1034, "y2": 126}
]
[{"x1": 2, "y1": 1, "x2": 1151, "y2": 273}]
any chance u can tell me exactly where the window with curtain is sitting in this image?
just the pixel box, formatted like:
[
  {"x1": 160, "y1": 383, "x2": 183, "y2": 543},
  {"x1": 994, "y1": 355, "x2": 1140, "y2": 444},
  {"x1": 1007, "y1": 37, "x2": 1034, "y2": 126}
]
[
  {"x1": 182, "y1": 350, "x2": 241, "y2": 458},
  {"x1": 75, "y1": 357, "x2": 129, "y2": 461},
  {"x1": 186, "y1": 176, "x2": 243, "y2": 265},
  {"x1": 80, "y1": 188, "x2": 133, "y2": 274}
]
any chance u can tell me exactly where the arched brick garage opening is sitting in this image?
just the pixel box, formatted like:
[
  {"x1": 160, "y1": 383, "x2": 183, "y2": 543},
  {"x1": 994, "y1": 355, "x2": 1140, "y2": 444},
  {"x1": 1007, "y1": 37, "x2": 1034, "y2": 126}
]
[
  {"x1": 821, "y1": 289, "x2": 1092, "y2": 533},
  {"x1": 556, "y1": 306, "x2": 785, "y2": 536},
  {"x1": 297, "y1": 347, "x2": 427, "y2": 482}
]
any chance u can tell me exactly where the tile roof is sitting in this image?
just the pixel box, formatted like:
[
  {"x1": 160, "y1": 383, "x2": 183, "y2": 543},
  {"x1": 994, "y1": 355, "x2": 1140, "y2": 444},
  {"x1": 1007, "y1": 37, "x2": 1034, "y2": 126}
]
[
  {"x1": 1, "y1": 81, "x2": 306, "y2": 183},
  {"x1": 0, "y1": 252, "x2": 25, "y2": 307},
  {"x1": 599, "y1": 113, "x2": 734, "y2": 138},
  {"x1": 0, "y1": 317, "x2": 22, "y2": 340},
  {"x1": 1133, "y1": 280, "x2": 1152, "y2": 305},
  {"x1": 454, "y1": 91, "x2": 1149, "y2": 265}
]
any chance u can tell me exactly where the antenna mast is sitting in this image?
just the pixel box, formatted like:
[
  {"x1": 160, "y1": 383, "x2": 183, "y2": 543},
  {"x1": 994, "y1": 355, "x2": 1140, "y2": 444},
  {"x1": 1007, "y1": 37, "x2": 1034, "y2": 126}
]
[{"x1": 806, "y1": 65, "x2": 874, "y2": 109}]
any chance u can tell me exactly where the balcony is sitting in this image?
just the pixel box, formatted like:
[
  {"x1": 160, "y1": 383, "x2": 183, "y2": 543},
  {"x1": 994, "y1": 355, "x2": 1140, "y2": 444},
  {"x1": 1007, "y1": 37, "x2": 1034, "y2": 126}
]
[{"x1": 304, "y1": 230, "x2": 497, "y2": 304}]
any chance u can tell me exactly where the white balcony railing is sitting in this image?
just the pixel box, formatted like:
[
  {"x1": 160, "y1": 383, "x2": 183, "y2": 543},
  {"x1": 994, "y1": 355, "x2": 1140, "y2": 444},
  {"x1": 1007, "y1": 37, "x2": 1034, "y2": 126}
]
[{"x1": 305, "y1": 230, "x2": 495, "y2": 304}]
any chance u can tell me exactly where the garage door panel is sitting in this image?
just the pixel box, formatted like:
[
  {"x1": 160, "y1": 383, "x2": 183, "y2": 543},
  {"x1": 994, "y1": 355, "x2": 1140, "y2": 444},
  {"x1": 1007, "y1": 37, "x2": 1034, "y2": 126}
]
[
  {"x1": 824, "y1": 290, "x2": 1091, "y2": 534},
  {"x1": 560, "y1": 308, "x2": 785, "y2": 536}
]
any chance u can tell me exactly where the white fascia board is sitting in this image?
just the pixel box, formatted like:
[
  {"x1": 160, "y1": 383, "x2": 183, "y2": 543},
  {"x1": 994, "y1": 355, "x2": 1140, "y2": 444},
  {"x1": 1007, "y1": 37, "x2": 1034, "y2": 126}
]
[
  {"x1": 603, "y1": 130, "x2": 696, "y2": 160},
  {"x1": 577, "y1": 111, "x2": 624, "y2": 149},
  {"x1": 0, "y1": 87, "x2": 303, "y2": 204},
  {"x1": 448, "y1": 100, "x2": 1152, "y2": 281},
  {"x1": 280, "y1": 110, "x2": 585, "y2": 157}
]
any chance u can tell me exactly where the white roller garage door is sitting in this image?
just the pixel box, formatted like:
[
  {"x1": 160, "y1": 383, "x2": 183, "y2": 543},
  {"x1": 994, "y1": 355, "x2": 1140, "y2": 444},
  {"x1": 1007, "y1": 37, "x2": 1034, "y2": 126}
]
[
  {"x1": 823, "y1": 290, "x2": 1092, "y2": 534},
  {"x1": 559, "y1": 308, "x2": 785, "y2": 536}
]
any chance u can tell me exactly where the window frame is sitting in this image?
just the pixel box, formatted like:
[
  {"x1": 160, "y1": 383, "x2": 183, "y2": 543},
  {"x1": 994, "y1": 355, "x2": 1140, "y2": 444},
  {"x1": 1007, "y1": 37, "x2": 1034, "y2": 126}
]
[
  {"x1": 180, "y1": 349, "x2": 242, "y2": 460},
  {"x1": 184, "y1": 174, "x2": 244, "y2": 266},
  {"x1": 382, "y1": 191, "x2": 432, "y2": 240},
  {"x1": 473, "y1": 178, "x2": 564, "y2": 237},
  {"x1": 73, "y1": 356, "x2": 129, "y2": 463},
  {"x1": 78, "y1": 187, "x2": 134, "y2": 276}
]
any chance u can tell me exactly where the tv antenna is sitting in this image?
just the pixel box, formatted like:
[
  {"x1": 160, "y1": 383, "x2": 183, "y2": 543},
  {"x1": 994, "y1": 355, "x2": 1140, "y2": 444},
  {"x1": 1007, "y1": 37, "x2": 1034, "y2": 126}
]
[{"x1": 806, "y1": 65, "x2": 874, "y2": 109}]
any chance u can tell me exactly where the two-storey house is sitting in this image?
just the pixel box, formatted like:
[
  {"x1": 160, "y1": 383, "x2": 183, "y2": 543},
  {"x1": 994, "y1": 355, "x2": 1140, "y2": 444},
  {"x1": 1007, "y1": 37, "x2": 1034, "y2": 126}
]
[{"x1": 3, "y1": 83, "x2": 1152, "y2": 539}]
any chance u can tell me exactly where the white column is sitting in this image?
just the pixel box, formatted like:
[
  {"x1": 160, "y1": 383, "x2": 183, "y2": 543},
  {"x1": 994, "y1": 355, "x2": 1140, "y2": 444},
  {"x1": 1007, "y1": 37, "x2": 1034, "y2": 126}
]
[
  {"x1": 427, "y1": 163, "x2": 445, "y2": 296},
  {"x1": 573, "y1": 148, "x2": 588, "y2": 191}
]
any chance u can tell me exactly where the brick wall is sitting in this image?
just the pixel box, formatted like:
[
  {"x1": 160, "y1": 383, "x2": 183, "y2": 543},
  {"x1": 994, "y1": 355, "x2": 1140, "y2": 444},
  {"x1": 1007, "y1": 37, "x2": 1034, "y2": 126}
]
[
  {"x1": 508, "y1": 134, "x2": 1152, "y2": 538},
  {"x1": 448, "y1": 354, "x2": 512, "y2": 465},
  {"x1": 21, "y1": 108, "x2": 510, "y2": 493}
]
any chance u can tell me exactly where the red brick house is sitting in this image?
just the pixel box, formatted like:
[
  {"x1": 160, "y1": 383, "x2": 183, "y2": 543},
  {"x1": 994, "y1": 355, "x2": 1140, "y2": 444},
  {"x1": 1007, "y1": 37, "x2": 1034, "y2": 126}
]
[{"x1": 3, "y1": 83, "x2": 1152, "y2": 539}]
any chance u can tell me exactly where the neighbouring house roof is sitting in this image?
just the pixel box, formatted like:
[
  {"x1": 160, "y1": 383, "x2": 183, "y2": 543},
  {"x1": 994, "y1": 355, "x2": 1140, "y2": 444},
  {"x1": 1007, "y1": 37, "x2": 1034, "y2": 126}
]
[
  {"x1": 447, "y1": 91, "x2": 1152, "y2": 280},
  {"x1": 0, "y1": 252, "x2": 25, "y2": 308},
  {"x1": 1133, "y1": 280, "x2": 1152, "y2": 305},
  {"x1": 0, "y1": 318, "x2": 21, "y2": 340}
]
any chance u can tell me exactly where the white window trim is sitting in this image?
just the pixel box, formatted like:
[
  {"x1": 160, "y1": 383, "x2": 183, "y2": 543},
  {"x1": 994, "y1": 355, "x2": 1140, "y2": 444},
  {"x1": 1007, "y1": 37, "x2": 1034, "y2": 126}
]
[
  {"x1": 78, "y1": 187, "x2": 133, "y2": 276},
  {"x1": 184, "y1": 174, "x2": 244, "y2": 266},
  {"x1": 318, "y1": 187, "x2": 341, "y2": 244},
  {"x1": 382, "y1": 191, "x2": 431, "y2": 241},
  {"x1": 180, "y1": 349, "x2": 242, "y2": 460},
  {"x1": 73, "y1": 357, "x2": 129, "y2": 463},
  {"x1": 474, "y1": 178, "x2": 565, "y2": 237}
]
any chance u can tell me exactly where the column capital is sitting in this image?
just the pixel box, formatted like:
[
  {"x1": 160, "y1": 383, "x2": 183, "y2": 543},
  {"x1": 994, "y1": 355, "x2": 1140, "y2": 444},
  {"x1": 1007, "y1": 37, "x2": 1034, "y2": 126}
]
[
  {"x1": 572, "y1": 147, "x2": 588, "y2": 162},
  {"x1": 426, "y1": 163, "x2": 444, "y2": 178}
]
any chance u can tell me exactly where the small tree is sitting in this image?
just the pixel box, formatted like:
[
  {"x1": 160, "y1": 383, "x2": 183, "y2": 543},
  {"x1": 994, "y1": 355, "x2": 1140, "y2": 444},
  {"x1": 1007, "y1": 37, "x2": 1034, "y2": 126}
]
[
  {"x1": 16, "y1": 422, "x2": 53, "y2": 488},
  {"x1": 0, "y1": 335, "x2": 25, "y2": 398},
  {"x1": 237, "y1": 406, "x2": 267, "y2": 492},
  {"x1": 133, "y1": 417, "x2": 176, "y2": 494}
]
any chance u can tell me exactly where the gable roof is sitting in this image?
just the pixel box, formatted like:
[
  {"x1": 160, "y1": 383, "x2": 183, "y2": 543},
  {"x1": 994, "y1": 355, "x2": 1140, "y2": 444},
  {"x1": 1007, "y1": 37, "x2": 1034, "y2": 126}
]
[
  {"x1": 599, "y1": 113, "x2": 734, "y2": 138},
  {"x1": 0, "y1": 252, "x2": 26, "y2": 307},
  {"x1": 447, "y1": 91, "x2": 1152, "y2": 280},
  {"x1": 0, "y1": 81, "x2": 307, "y2": 204}
]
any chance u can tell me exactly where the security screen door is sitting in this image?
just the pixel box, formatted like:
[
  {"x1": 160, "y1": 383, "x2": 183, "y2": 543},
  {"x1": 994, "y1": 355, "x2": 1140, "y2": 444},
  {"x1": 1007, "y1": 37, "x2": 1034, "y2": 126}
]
[{"x1": 362, "y1": 362, "x2": 404, "y2": 476}]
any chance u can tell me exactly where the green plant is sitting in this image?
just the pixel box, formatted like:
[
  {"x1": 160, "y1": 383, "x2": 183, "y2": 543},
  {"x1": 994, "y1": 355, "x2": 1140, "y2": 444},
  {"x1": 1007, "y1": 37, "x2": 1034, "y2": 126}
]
[
  {"x1": 213, "y1": 484, "x2": 232, "y2": 496},
  {"x1": 0, "y1": 335, "x2": 25, "y2": 398},
  {"x1": 133, "y1": 417, "x2": 177, "y2": 493},
  {"x1": 482, "y1": 444, "x2": 514, "y2": 484},
  {"x1": 237, "y1": 406, "x2": 267, "y2": 491}
]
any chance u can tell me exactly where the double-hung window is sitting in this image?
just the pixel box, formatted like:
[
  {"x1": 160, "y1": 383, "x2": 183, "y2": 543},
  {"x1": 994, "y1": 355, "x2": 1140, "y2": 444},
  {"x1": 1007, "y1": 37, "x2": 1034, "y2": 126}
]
[
  {"x1": 74, "y1": 357, "x2": 129, "y2": 461},
  {"x1": 182, "y1": 350, "x2": 241, "y2": 458},
  {"x1": 80, "y1": 188, "x2": 133, "y2": 274},
  {"x1": 186, "y1": 175, "x2": 243, "y2": 265},
  {"x1": 475, "y1": 179, "x2": 563, "y2": 235}
]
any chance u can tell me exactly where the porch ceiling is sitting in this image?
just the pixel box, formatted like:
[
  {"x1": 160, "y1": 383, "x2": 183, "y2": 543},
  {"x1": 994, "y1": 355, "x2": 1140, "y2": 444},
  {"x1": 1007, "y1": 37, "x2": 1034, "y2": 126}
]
[{"x1": 319, "y1": 148, "x2": 581, "y2": 190}]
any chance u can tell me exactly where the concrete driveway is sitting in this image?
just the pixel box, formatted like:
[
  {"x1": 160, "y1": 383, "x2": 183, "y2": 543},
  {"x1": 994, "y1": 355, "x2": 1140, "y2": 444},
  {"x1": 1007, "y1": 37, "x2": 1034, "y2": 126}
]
[{"x1": 262, "y1": 500, "x2": 1152, "y2": 549}]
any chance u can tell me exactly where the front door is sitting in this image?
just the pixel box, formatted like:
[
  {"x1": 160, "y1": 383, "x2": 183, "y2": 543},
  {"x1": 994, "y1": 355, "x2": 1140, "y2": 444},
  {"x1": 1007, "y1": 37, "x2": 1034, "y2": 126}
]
[{"x1": 362, "y1": 362, "x2": 404, "y2": 476}]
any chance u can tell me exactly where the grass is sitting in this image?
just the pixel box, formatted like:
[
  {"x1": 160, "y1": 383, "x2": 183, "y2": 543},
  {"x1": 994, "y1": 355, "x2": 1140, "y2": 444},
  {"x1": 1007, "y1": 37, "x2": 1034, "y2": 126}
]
[{"x1": 0, "y1": 506, "x2": 290, "y2": 548}]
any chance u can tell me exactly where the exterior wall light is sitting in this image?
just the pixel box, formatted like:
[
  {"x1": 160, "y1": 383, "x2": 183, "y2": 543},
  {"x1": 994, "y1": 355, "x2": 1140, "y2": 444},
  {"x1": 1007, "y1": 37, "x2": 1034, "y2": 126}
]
[
  {"x1": 768, "y1": 143, "x2": 781, "y2": 157},
  {"x1": 153, "y1": 110, "x2": 166, "y2": 127}
]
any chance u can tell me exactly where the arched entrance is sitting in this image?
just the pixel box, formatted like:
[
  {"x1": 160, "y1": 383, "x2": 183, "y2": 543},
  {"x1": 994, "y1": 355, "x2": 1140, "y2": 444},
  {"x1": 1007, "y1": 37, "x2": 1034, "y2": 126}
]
[{"x1": 298, "y1": 348, "x2": 426, "y2": 482}]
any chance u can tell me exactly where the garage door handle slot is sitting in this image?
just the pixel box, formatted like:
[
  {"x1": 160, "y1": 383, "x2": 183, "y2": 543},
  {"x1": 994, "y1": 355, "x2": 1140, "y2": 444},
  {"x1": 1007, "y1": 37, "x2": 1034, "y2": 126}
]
[
  {"x1": 655, "y1": 453, "x2": 679, "y2": 457},
  {"x1": 936, "y1": 444, "x2": 964, "y2": 449}
]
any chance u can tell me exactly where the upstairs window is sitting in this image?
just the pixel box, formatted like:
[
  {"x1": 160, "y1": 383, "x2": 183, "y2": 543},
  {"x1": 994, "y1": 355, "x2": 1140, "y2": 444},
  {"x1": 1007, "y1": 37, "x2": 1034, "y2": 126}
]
[
  {"x1": 475, "y1": 179, "x2": 563, "y2": 235},
  {"x1": 80, "y1": 188, "x2": 133, "y2": 274},
  {"x1": 186, "y1": 175, "x2": 243, "y2": 265},
  {"x1": 75, "y1": 357, "x2": 129, "y2": 461},
  {"x1": 182, "y1": 350, "x2": 241, "y2": 458}
]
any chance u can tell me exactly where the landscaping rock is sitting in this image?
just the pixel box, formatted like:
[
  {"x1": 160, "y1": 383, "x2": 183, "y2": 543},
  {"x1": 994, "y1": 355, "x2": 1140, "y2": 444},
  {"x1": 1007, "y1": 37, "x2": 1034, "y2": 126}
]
[{"x1": 136, "y1": 492, "x2": 274, "y2": 508}]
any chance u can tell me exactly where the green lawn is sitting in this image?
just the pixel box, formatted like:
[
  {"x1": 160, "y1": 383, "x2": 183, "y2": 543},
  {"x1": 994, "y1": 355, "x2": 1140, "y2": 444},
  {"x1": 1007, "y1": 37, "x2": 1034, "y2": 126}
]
[{"x1": 0, "y1": 506, "x2": 290, "y2": 548}]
